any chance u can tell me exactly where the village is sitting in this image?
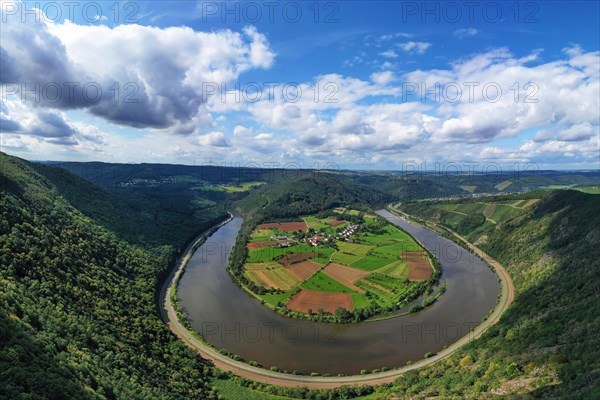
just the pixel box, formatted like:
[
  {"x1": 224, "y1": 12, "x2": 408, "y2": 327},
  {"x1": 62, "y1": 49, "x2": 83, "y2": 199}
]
[{"x1": 269, "y1": 223, "x2": 362, "y2": 248}]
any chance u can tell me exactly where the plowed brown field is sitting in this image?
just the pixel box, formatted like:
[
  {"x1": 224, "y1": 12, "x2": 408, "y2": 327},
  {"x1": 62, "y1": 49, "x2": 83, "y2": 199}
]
[
  {"x1": 287, "y1": 289, "x2": 354, "y2": 313},
  {"x1": 401, "y1": 252, "x2": 432, "y2": 280},
  {"x1": 257, "y1": 222, "x2": 308, "y2": 231},
  {"x1": 323, "y1": 263, "x2": 370, "y2": 293},
  {"x1": 287, "y1": 260, "x2": 322, "y2": 280},
  {"x1": 247, "y1": 241, "x2": 277, "y2": 250},
  {"x1": 279, "y1": 252, "x2": 318, "y2": 266}
]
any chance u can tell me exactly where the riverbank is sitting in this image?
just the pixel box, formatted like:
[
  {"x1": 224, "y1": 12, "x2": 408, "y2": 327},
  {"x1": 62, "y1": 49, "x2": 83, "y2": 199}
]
[{"x1": 158, "y1": 207, "x2": 515, "y2": 388}]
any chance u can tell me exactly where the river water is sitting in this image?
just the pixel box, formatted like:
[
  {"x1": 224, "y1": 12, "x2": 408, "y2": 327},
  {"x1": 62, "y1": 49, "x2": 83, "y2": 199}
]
[{"x1": 178, "y1": 210, "x2": 499, "y2": 374}]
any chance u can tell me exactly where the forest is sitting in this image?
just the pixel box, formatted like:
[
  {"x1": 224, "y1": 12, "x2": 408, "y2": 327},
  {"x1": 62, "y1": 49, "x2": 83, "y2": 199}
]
[
  {"x1": 377, "y1": 190, "x2": 600, "y2": 398},
  {"x1": 0, "y1": 152, "x2": 227, "y2": 399},
  {"x1": 2, "y1": 151, "x2": 599, "y2": 399}
]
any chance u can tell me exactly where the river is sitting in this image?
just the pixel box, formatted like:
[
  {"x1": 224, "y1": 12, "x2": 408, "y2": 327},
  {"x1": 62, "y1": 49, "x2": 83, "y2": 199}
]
[{"x1": 177, "y1": 210, "x2": 499, "y2": 375}]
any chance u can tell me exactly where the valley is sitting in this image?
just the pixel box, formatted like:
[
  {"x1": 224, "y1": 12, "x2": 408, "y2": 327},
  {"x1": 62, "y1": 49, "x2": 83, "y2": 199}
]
[{"x1": 2, "y1": 152, "x2": 598, "y2": 399}]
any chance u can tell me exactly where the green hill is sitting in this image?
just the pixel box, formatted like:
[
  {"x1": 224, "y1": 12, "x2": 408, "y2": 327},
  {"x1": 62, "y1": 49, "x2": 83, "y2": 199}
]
[
  {"x1": 2, "y1": 151, "x2": 599, "y2": 399},
  {"x1": 0, "y1": 152, "x2": 226, "y2": 399},
  {"x1": 234, "y1": 173, "x2": 393, "y2": 220},
  {"x1": 380, "y1": 190, "x2": 600, "y2": 398},
  {"x1": 398, "y1": 191, "x2": 546, "y2": 244}
]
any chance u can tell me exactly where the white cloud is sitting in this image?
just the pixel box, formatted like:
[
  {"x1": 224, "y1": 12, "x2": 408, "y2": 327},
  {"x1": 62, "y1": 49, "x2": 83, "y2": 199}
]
[
  {"x1": 379, "y1": 33, "x2": 413, "y2": 41},
  {"x1": 237, "y1": 47, "x2": 599, "y2": 168},
  {"x1": 2, "y1": 2, "x2": 598, "y2": 169},
  {"x1": 370, "y1": 71, "x2": 395, "y2": 85},
  {"x1": 398, "y1": 41, "x2": 431, "y2": 54},
  {"x1": 379, "y1": 50, "x2": 398, "y2": 59},
  {"x1": 198, "y1": 131, "x2": 230, "y2": 147},
  {"x1": 453, "y1": 28, "x2": 479, "y2": 39},
  {"x1": 233, "y1": 125, "x2": 254, "y2": 138},
  {"x1": 534, "y1": 122, "x2": 598, "y2": 142},
  {"x1": 1, "y1": 4, "x2": 275, "y2": 134}
]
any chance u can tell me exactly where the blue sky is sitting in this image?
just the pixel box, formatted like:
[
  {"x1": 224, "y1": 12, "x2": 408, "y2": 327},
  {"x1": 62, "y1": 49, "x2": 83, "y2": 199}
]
[{"x1": 1, "y1": 1, "x2": 599, "y2": 170}]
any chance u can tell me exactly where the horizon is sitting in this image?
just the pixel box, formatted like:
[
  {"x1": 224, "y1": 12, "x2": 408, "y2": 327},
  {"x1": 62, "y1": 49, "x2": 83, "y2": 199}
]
[{"x1": 33, "y1": 156, "x2": 600, "y2": 174}]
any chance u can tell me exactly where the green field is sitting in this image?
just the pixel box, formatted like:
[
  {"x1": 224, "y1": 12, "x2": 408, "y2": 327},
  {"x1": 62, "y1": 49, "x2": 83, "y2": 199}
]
[
  {"x1": 371, "y1": 242, "x2": 420, "y2": 258},
  {"x1": 331, "y1": 251, "x2": 363, "y2": 265},
  {"x1": 192, "y1": 181, "x2": 266, "y2": 193},
  {"x1": 191, "y1": 184, "x2": 225, "y2": 192},
  {"x1": 337, "y1": 241, "x2": 373, "y2": 256},
  {"x1": 495, "y1": 180, "x2": 513, "y2": 191},
  {"x1": 301, "y1": 271, "x2": 355, "y2": 293},
  {"x1": 245, "y1": 267, "x2": 300, "y2": 291},
  {"x1": 358, "y1": 280, "x2": 395, "y2": 307},
  {"x1": 375, "y1": 260, "x2": 409, "y2": 279},
  {"x1": 359, "y1": 224, "x2": 415, "y2": 245},
  {"x1": 302, "y1": 215, "x2": 341, "y2": 231},
  {"x1": 250, "y1": 228, "x2": 277, "y2": 241},
  {"x1": 258, "y1": 291, "x2": 296, "y2": 307},
  {"x1": 351, "y1": 255, "x2": 395, "y2": 271},
  {"x1": 311, "y1": 255, "x2": 332, "y2": 265},
  {"x1": 460, "y1": 185, "x2": 477, "y2": 193},
  {"x1": 220, "y1": 181, "x2": 266, "y2": 192},
  {"x1": 240, "y1": 209, "x2": 436, "y2": 322},
  {"x1": 575, "y1": 186, "x2": 600, "y2": 194},
  {"x1": 352, "y1": 293, "x2": 371, "y2": 309}
]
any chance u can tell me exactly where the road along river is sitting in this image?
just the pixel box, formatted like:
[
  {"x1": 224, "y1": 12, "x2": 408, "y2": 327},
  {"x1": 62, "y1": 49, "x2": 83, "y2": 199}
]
[{"x1": 161, "y1": 209, "x2": 512, "y2": 387}]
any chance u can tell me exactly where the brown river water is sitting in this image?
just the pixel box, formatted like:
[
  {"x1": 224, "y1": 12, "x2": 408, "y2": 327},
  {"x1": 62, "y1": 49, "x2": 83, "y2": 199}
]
[{"x1": 177, "y1": 210, "x2": 499, "y2": 375}]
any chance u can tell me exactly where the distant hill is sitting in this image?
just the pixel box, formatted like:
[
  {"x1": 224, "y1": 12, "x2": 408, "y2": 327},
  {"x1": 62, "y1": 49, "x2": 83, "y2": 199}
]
[
  {"x1": 233, "y1": 173, "x2": 393, "y2": 221},
  {"x1": 383, "y1": 190, "x2": 600, "y2": 398},
  {"x1": 50, "y1": 161, "x2": 599, "y2": 202}
]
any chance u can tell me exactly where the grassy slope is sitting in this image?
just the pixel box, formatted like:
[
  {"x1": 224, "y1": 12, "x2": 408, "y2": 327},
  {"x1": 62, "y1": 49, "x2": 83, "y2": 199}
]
[
  {"x1": 0, "y1": 152, "x2": 226, "y2": 399},
  {"x1": 378, "y1": 190, "x2": 600, "y2": 399}
]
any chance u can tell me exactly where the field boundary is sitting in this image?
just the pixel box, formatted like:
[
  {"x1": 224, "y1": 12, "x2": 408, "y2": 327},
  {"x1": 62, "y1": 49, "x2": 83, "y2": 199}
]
[{"x1": 159, "y1": 208, "x2": 515, "y2": 389}]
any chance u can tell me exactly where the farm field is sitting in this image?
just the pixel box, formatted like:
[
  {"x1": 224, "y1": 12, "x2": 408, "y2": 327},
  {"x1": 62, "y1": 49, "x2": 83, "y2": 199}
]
[
  {"x1": 495, "y1": 180, "x2": 513, "y2": 191},
  {"x1": 301, "y1": 271, "x2": 355, "y2": 293},
  {"x1": 219, "y1": 181, "x2": 266, "y2": 192},
  {"x1": 352, "y1": 255, "x2": 396, "y2": 271},
  {"x1": 191, "y1": 181, "x2": 267, "y2": 193},
  {"x1": 322, "y1": 263, "x2": 370, "y2": 293},
  {"x1": 244, "y1": 263, "x2": 301, "y2": 290},
  {"x1": 575, "y1": 186, "x2": 600, "y2": 194},
  {"x1": 287, "y1": 260, "x2": 322, "y2": 280},
  {"x1": 256, "y1": 221, "x2": 308, "y2": 231},
  {"x1": 375, "y1": 260, "x2": 409, "y2": 279},
  {"x1": 303, "y1": 215, "x2": 347, "y2": 230},
  {"x1": 331, "y1": 251, "x2": 363, "y2": 265},
  {"x1": 459, "y1": 185, "x2": 477, "y2": 193},
  {"x1": 239, "y1": 208, "x2": 438, "y2": 322},
  {"x1": 287, "y1": 290, "x2": 354, "y2": 313}
]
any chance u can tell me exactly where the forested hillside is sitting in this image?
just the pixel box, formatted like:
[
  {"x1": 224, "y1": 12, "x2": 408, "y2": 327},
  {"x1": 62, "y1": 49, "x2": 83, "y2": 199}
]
[
  {"x1": 2, "y1": 151, "x2": 599, "y2": 399},
  {"x1": 234, "y1": 174, "x2": 393, "y2": 220},
  {"x1": 377, "y1": 190, "x2": 600, "y2": 398},
  {"x1": 0, "y1": 152, "x2": 227, "y2": 399}
]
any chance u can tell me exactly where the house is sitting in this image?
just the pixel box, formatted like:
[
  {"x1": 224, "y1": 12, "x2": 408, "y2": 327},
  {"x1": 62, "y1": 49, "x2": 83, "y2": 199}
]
[
  {"x1": 337, "y1": 224, "x2": 360, "y2": 240},
  {"x1": 306, "y1": 234, "x2": 324, "y2": 246}
]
